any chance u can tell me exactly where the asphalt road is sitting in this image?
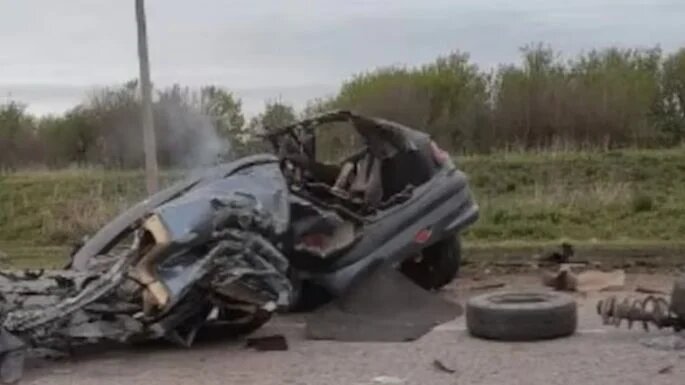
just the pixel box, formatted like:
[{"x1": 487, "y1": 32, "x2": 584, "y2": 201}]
[{"x1": 22, "y1": 273, "x2": 685, "y2": 385}]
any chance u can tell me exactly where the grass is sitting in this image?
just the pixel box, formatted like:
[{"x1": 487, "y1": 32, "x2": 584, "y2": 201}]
[
  {"x1": 0, "y1": 243, "x2": 69, "y2": 269},
  {"x1": 3, "y1": 240, "x2": 685, "y2": 270},
  {"x1": 460, "y1": 148, "x2": 685, "y2": 242},
  {"x1": 2, "y1": 148, "x2": 685, "y2": 266}
]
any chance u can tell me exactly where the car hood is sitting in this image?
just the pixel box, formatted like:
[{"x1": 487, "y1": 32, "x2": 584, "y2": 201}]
[{"x1": 148, "y1": 160, "x2": 291, "y2": 248}]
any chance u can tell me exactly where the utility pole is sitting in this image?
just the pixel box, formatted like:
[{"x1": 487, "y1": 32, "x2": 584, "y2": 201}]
[{"x1": 135, "y1": 0, "x2": 159, "y2": 194}]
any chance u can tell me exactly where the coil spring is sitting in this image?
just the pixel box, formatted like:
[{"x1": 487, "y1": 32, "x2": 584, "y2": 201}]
[{"x1": 596, "y1": 295, "x2": 679, "y2": 331}]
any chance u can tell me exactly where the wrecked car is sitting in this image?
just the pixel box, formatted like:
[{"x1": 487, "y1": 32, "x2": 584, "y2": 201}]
[{"x1": 0, "y1": 110, "x2": 478, "y2": 382}]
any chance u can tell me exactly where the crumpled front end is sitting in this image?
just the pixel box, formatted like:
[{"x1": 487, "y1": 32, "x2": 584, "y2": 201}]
[
  {"x1": 0, "y1": 161, "x2": 295, "y2": 383},
  {"x1": 132, "y1": 161, "x2": 294, "y2": 318}
]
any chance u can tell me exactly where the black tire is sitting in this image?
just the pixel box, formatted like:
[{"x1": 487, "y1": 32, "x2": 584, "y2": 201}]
[
  {"x1": 466, "y1": 291, "x2": 577, "y2": 341},
  {"x1": 401, "y1": 237, "x2": 461, "y2": 290}
]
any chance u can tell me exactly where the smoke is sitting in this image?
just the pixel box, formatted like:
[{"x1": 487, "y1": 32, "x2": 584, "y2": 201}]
[{"x1": 155, "y1": 99, "x2": 232, "y2": 170}]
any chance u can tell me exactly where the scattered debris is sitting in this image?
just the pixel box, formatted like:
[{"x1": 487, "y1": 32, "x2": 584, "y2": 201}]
[
  {"x1": 598, "y1": 295, "x2": 678, "y2": 331},
  {"x1": 432, "y1": 359, "x2": 456, "y2": 374},
  {"x1": 542, "y1": 264, "x2": 625, "y2": 293},
  {"x1": 372, "y1": 376, "x2": 405, "y2": 384},
  {"x1": 469, "y1": 282, "x2": 506, "y2": 291},
  {"x1": 599, "y1": 276, "x2": 685, "y2": 334},
  {"x1": 540, "y1": 242, "x2": 574, "y2": 264},
  {"x1": 658, "y1": 364, "x2": 674, "y2": 374},
  {"x1": 635, "y1": 260, "x2": 659, "y2": 268},
  {"x1": 636, "y1": 286, "x2": 667, "y2": 295},
  {"x1": 245, "y1": 335, "x2": 288, "y2": 351}
]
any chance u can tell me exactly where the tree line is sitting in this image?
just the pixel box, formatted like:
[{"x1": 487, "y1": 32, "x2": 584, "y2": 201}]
[{"x1": 1, "y1": 44, "x2": 684, "y2": 170}]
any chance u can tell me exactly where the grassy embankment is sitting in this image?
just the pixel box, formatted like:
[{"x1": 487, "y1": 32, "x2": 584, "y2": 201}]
[{"x1": 2, "y1": 149, "x2": 685, "y2": 267}]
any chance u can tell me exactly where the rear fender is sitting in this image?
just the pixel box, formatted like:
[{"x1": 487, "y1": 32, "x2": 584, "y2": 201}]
[{"x1": 311, "y1": 182, "x2": 479, "y2": 296}]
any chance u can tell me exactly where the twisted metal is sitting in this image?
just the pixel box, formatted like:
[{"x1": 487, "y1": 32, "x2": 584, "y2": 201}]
[{"x1": 597, "y1": 295, "x2": 684, "y2": 331}]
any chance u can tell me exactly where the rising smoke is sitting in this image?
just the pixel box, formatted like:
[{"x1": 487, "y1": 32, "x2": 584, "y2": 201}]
[{"x1": 155, "y1": 96, "x2": 232, "y2": 170}]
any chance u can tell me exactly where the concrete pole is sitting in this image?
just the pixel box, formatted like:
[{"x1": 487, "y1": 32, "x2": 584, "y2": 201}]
[{"x1": 135, "y1": 0, "x2": 159, "y2": 194}]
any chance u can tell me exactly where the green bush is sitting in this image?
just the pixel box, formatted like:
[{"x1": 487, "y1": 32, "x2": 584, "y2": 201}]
[{"x1": 631, "y1": 193, "x2": 654, "y2": 213}]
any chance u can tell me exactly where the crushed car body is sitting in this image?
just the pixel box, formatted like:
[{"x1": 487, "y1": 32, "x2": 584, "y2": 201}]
[{"x1": 0, "y1": 110, "x2": 479, "y2": 382}]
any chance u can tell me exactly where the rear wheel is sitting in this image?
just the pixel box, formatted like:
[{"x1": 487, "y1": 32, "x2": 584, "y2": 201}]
[{"x1": 400, "y1": 237, "x2": 461, "y2": 290}]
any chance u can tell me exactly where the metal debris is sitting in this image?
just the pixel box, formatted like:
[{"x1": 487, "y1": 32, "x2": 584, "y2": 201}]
[
  {"x1": 598, "y1": 295, "x2": 683, "y2": 331},
  {"x1": 540, "y1": 242, "x2": 574, "y2": 264},
  {"x1": 543, "y1": 265, "x2": 625, "y2": 293},
  {"x1": 658, "y1": 364, "x2": 674, "y2": 374},
  {"x1": 245, "y1": 335, "x2": 288, "y2": 351},
  {"x1": 432, "y1": 359, "x2": 456, "y2": 374}
]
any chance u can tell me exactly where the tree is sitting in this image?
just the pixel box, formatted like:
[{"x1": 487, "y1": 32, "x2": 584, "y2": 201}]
[
  {"x1": 0, "y1": 101, "x2": 37, "y2": 169},
  {"x1": 259, "y1": 100, "x2": 297, "y2": 129},
  {"x1": 301, "y1": 97, "x2": 336, "y2": 118},
  {"x1": 333, "y1": 52, "x2": 489, "y2": 152},
  {"x1": 154, "y1": 84, "x2": 239, "y2": 167},
  {"x1": 654, "y1": 49, "x2": 685, "y2": 144},
  {"x1": 37, "y1": 107, "x2": 98, "y2": 166},
  {"x1": 86, "y1": 80, "x2": 142, "y2": 168},
  {"x1": 233, "y1": 101, "x2": 298, "y2": 157},
  {"x1": 199, "y1": 86, "x2": 245, "y2": 140}
]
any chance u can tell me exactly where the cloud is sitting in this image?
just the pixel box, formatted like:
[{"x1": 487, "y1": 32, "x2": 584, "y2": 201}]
[{"x1": 0, "y1": 0, "x2": 683, "y2": 114}]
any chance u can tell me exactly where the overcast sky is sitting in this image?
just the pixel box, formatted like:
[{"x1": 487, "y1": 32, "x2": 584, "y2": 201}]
[{"x1": 0, "y1": 0, "x2": 683, "y2": 116}]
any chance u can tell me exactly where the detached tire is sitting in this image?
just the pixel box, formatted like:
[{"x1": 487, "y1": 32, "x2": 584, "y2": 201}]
[
  {"x1": 466, "y1": 291, "x2": 577, "y2": 341},
  {"x1": 401, "y1": 237, "x2": 461, "y2": 290}
]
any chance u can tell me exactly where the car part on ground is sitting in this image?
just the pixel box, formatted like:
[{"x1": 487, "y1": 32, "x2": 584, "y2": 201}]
[
  {"x1": 245, "y1": 335, "x2": 289, "y2": 351},
  {"x1": 466, "y1": 291, "x2": 577, "y2": 341},
  {"x1": 596, "y1": 276, "x2": 685, "y2": 332},
  {"x1": 0, "y1": 110, "x2": 479, "y2": 383},
  {"x1": 597, "y1": 295, "x2": 679, "y2": 331},
  {"x1": 541, "y1": 265, "x2": 625, "y2": 293}
]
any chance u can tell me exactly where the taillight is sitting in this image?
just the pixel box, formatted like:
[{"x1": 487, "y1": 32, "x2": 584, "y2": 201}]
[{"x1": 414, "y1": 228, "x2": 432, "y2": 244}]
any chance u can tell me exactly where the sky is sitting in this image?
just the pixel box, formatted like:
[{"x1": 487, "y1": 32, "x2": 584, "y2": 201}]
[{"x1": 0, "y1": 0, "x2": 683, "y2": 116}]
